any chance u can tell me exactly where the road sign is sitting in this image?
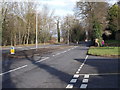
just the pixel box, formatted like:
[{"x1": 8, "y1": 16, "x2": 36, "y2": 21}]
[{"x1": 10, "y1": 46, "x2": 15, "y2": 54}]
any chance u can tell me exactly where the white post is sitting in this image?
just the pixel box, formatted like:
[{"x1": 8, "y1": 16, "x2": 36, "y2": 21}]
[
  {"x1": 67, "y1": 17, "x2": 69, "y2": 45},
  {"x1": 67, "y1": 29, "x2": 69, "y2": 45},
  {"x1": 36, "y1": 11, "x2": 38, "y2": 49}
]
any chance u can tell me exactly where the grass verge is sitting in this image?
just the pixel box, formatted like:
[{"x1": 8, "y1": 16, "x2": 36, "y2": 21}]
[{"x1": 88, "y1": 46, "x2": 120, "y2": 57}]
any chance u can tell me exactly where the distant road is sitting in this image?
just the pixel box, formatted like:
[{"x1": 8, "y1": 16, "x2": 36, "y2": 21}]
[{"x1": 2, "y1": 44, "x2": 63, "y2": 53}]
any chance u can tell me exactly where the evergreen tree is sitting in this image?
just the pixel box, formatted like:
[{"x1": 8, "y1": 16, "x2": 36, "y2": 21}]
[{"x1": 108, "y1": 4, "x2": 119, "y2": 39}]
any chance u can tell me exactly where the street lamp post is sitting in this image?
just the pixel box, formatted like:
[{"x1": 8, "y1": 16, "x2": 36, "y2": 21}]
[
  {"x1": 36, "y1": 11, "x2": 38, "y2": 49},
  {"x1": 67, "y1": 17, "x2": 69, "y2": 45},
  {"x1": 67, "y1": 29, "x2": 69, "y2": 45}
]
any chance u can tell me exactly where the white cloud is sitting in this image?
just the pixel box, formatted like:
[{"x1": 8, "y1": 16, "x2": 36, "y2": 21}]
[
  {"x1": 107, "y1": 0, "x2": 118, "y2": 5},
  {"x1": 39, "y1": 0, "x2": 67, "y2": 7},
  {"x1": 37, "y1": 0, "x2": 77, "y2": 17}
]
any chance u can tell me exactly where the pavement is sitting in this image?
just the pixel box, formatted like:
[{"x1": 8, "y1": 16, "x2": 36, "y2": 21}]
[{"x1": 1, "y1": 42, "x2": 120, "y2": 89}]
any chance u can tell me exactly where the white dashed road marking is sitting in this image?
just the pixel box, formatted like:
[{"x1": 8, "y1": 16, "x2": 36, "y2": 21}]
[
  {"x1": 66, "y1": 84, "x2": 74, "y2": 88},
  {"x1": 36, "y1": 57, "x2": 49, "y2": 62},
  {"x1": 84, "y1": 74, "x2": 89, "y2": 78},
  {"x1": 78, "y1": 69, "x2": 81, "y2": 71},
  {"x1": 1, "y1": 57, "x2": 50, "y2": 76},
  {"x1": 76, "y1": 71, "x2": 79, "y2": 74},
  {"x1": 80, "y1": 84, "x2": 87, "y2": 88},
  {"x1": 0, "y1": 65, "x2": 28, "y2": 76},
  {"x1": 52, "y1": 46, "x2": 77, "y2": 57},
  {"x1": 17, "y1": 47, "x2": 22, "y2": 48},
  {"x1": 73, "y1": 74, "x2": 79, "y2": 78},
  {"x1": 82, "y1": 79, "x2": 89, "y2": 83},
  {"x1": 66, "y1": 55, "x2": 89, "y2": 88},
  {"x1": 70, "y1": 79, "x2": 77, "y2": 83}
]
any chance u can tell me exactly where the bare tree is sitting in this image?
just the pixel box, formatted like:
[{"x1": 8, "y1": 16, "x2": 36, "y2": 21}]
[
  {"x1": 74, "y1": 2, "x2": 109, "y2": 40},
  {"x1": 61, "y1": 14, "x2": 84, "y2": 44}
]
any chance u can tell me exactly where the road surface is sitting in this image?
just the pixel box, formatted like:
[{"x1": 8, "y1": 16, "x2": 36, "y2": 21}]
[
  {"x1": 2, "y1": 44, "x2": 62, "y2": 53},
  {"x1": 1, "y1": 43, "x2": 120, "y2": 89}
]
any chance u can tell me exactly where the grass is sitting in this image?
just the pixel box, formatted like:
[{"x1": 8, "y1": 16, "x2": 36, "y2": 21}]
[
  {"x1": 88, "y1": 46, "x2": 120, "y2": 57},
  {"x1": 105, "y1": 40, "x2": 120, "y2": 46},
  {"x1": 105, "y1": 40, "x2": 120, "y2": 44}
]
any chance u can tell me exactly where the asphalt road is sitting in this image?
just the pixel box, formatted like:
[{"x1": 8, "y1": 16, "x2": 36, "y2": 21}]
[
  {"x1": 2, "y1": 44, "x2": 62, "y2": 53},
  {"x1": 1, "y1": 43, "x2": 120, "y2": 89}
]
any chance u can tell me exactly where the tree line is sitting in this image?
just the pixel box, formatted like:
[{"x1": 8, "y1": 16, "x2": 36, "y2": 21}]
[
  {"x1": 0, "y1": 1, "x2": 120, "y2": 46},
  {"x1": 1, "y1": 2, "x2": 55, "y2": 46},
  {"x1": 74, "y1": 1, "x2": 120, "y2": 46}
]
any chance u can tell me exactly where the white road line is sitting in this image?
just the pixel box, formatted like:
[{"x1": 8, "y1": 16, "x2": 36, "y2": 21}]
[
  {"x1": 84, "y1": 55, "x2": 88, "y2": 62},
  {"x1": 84, "y1": 74, "x2": 89, "y2": 78},
  {"x1": 31, "y1": 48, "x2": 36, "y2": 49},
  {"x1": 64, "y1": 51, "x2": 67, "y2": 53},
  {"x1": 0, "y1": 65, "x2": 28, "y2": 76},
  {"x1": 76, "y1": 71, "x2": 79, "y2": 74},
  {"x1": 81, "y1": 64, "x2": 83, "y2": 67},
  {"x1": 17, "y1": 47, "x2": 22, "y2": 48},
  {"x1": 77, "y1": 69, "x2": 81, "y2": 72},
  {"x1": 66, "y1": 84, "x2": 74, "y2": 88},
  {"x1": 79, "y1": 55, "x2": 88, "y2": 70},
  {"x1": 70, "y1": 79, "x2": 77, "y2": 83},
  {"x1": 73, "y1": 74, "x2": 79, "y2": 78},
  {"x1": 82, "y1": 79, "x2": 89, "y2": 83},
  {"x1": 79, "y1": 73, "x2": 120, "y2": 76},
  {"x1": 36, "y1": 57, "x2": 49, "y2": 62},
  {"x1": 80, "y1": 84, "x2": 87, "y2": 88},
  {"x1": 78, "y1": 55, "x2": 88, "y2": 73},
  {"x1": 79, "y1": 67, "x2": 82, "y2": 69},
  {"x1": 56, "y1": 53, "x2": 60, "y2": 55},
  {"x1": 66, "y1": 55, "x2": 89, "y2": 88},
  {"x1": 68, "y1": 49, "x2": 71, "y2": 51},
  {"x1": 52, "y1": 47, "x2": 74, "y2": 57}
]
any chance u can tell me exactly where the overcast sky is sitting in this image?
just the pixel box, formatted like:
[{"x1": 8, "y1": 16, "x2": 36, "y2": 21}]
[
  {"x1": 38, "y1": 0, "x2": 118, "y2": 17},
  {"x1": 1, "y1": 0, "x2": 118, "y2": 17},
  {"x1": 38, "y1": 0, "x2": 78, "y2": 17}
]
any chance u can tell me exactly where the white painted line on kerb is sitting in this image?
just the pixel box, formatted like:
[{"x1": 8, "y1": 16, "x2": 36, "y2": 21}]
[
  {"x1": 70, "y1": 79, "x2": 77, "y2": 83},
  {"x1": 66, "y1": 84, "x2": 74, "y2": 88},
  {"x1": 80, "y1": 84, "x2": 87, "y2": 89},
  {"x1": 36, "y1": 57, "x2": 49, "y2": 62},
  {"x1": 82, "y1": 79, "x2": 89, "y2": 83},
  {"x1": 0, "y1": 65, "x2": 28, "y2": 76}
]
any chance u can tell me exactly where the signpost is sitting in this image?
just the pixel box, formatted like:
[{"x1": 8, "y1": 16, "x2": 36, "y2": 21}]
[{"x1": 10, "y1": 46, "x2": 15, "y2": 54}]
